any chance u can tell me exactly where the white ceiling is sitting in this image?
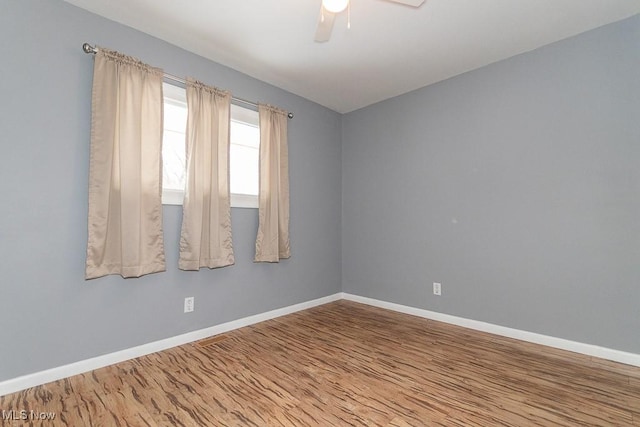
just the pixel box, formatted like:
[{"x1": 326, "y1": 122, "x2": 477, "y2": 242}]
[{"x1": 65, "y1": 0, "x2": 640, "y2": 113}]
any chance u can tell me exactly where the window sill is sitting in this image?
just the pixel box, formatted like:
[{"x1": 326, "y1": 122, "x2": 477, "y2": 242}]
[
  {"x1": 162, "y1": 189, "x2": 185, "y2": 206},
  {"x1": 162, "y1": 189, "x2": 258, "y2": 209},
  {"x1": 231, "y1": 193, "x2": 259, "y2": 209}
]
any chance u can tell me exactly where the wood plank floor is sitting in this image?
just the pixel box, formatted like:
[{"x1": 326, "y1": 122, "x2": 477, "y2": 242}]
[{"x1": 2, "y1": 300, "x2": 639, "y2": 426}]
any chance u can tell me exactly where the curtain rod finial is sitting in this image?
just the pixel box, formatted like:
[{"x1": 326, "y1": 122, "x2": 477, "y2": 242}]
[
  {"x1": 288, "y1": 112, "x2": 294, "y2": 119},
  {"x1": 82, "y1": 43, "x2": 96, "y2": 54}
]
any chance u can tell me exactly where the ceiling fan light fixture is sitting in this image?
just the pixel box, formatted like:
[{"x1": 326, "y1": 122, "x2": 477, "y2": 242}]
[{"x1": 322, "y1": 0, "x2": 349, "y2": 13}]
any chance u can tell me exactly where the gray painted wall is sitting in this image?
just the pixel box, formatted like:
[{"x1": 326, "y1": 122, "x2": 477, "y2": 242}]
[
  {"x1": 0, "y1": 0, "x2": 342, "y2": 382},
  {"x1": 342, "y1": 15, "x2": 640, "y2": 353}
]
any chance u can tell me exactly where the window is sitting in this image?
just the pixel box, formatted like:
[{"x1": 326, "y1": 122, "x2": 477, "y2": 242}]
[
  {"x1": 229, "y1": 104, "x2": 260, "y2": 207},
  {"x1": 162, "y1": 84, "x2": 188, "y2": 205},
  {"x1": 161, "y1": 82, "x2": 260, "y2": 208}
]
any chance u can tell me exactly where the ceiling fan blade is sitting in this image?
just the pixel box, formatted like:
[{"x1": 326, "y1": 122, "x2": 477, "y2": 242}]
[
  {"x1": 314, "y1": 7, "x2": 336, "y2": 42},
  {"x1": 384, "y1": 0, "x2": 425, "y2": 7}
]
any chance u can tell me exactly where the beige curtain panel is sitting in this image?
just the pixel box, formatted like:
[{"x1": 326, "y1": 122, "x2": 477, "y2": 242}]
[
  {"x1": 179, "y1": 79, "x2": 235, "y2": 270},
  {"x1": 255, "y1": 104, "x2": 291, "y2": 262},
  {"x1": 85, "y1": 48, "x2": 166, "y2": 279}
]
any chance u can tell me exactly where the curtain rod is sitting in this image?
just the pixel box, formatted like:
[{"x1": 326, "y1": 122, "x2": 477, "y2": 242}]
[{"x1": 82, "y1": 43, "x2": 293, "y2": 119}]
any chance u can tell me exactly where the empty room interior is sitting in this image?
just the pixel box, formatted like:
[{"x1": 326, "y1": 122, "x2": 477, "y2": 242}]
[{"x1": 1, "y1": 0, "x2": 639, "y2": 425}]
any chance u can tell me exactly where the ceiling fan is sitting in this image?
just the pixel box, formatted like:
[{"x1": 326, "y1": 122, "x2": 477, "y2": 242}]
[{"x1": 315, "y1": 0, "x2": 425, "y2": 42}]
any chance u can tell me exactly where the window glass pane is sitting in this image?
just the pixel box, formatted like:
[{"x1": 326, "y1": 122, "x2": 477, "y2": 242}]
[
  {"x1": 230, "y1": 119, "x2": 260, "y2": 196},
  {"x1": 230, "y1": 143, "x2": 259, "y2": 195},
  {"x1": 162, "y1": 129, "x2": 186, "y2": 191},
  {"x1": 164, "y1": 102, "x2": 187, "y2": 133},
  {"x1": 231, "y1": 120, "x2": 259, "y2": 149}
]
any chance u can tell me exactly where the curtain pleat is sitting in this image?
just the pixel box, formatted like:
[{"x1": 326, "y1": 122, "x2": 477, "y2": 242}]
[
  {"x1": 85, "y1": 48, "x2": 165, "y2": 279},
  {"x1": 179, "y1": 79, "x2": 234, "y2": 270},
  {"x1": 255, "y1": 104, "x2": 290, "y2": 262}
]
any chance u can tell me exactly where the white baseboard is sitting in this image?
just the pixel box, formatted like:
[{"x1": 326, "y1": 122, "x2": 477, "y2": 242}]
[
  {"x1": 3, "y1": 291, "x2": 638, "y2": 397},
  {"x1": 0, "y1": 293, "x2": 342, "y2": 397},
  {"x1": 342, "y1": 293, "x2": 640, "y2": 368}
]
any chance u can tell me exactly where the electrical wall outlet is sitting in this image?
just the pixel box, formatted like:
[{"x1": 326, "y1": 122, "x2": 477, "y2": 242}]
[
  {"x1": 433, "y1": 282, "x2": 442, "y2": 296},
  {"x1": 184, "y1": 297, "x2": 195, "y2": 313}
]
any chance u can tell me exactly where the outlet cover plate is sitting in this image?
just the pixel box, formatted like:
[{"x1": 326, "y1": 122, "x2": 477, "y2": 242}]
[
  {"x1": 433, "y1": 282, "x2": 442, "y2": 296},
  {"x1": 184, "y1": 297, "x2": 195, "y2": 313}
]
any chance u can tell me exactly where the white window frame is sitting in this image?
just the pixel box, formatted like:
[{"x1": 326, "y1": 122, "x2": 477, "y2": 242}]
[{"x1": 161, "y1": 83, "x2": 259, "y2": 209}]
